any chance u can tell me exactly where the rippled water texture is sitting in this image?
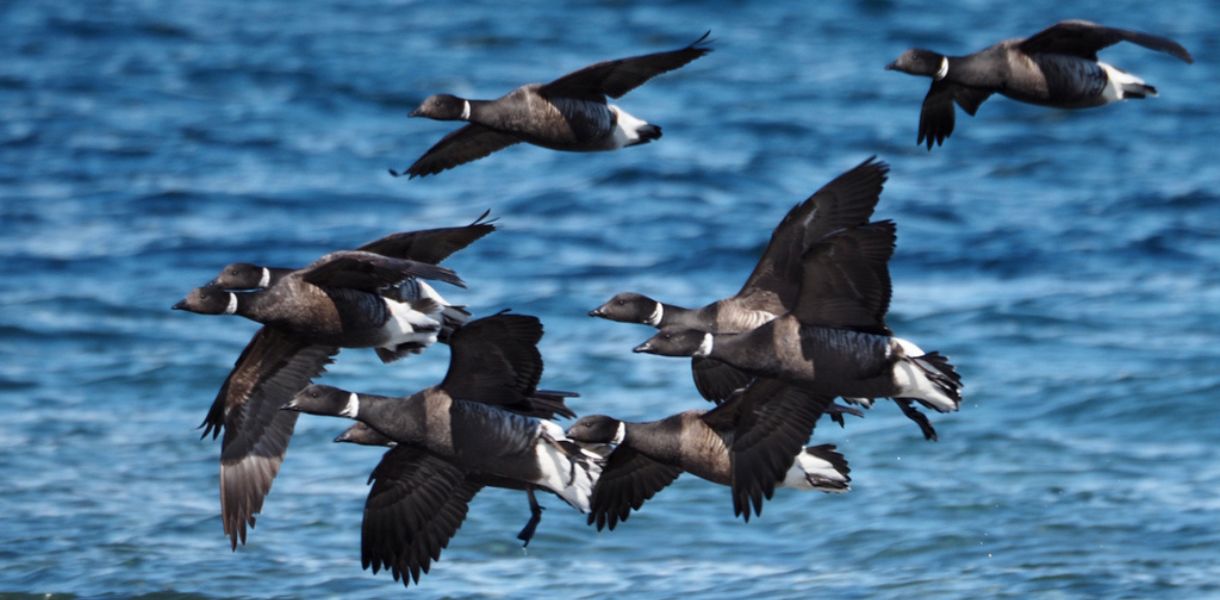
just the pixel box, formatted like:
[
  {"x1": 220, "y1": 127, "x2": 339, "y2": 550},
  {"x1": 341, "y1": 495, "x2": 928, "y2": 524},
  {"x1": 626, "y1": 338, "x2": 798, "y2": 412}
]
[{"x1": 2, "y1": 1, "x2": 1218, "y2": 597}]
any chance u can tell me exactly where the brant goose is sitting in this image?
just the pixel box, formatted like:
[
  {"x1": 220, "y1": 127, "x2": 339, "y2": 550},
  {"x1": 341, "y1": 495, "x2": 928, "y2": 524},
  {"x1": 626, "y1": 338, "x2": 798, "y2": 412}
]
[
  {"x1": 394, "y1": 32, "x2": 712, "y2": 178},
  {"x1": 210, "y1": 214, "x2": 495, "y2": 348},
  {"x1": 887, "y1": 20, "x2": 1193, "y2": 149},
  {"x1": 335, "y1": 421, "x2": 567, "y2": 548},
  {"x1": 173, "y1": 251, "x2": 465, "y2": 548},
  {"x1": 567, "y1": 378, "x2": 852, "y2": 529},
  {"x1": 590, "y1": 157, "x2": 889, "y2": 403},
  {"x1": 634, "y1": 222, "x2": 962, "y2": 440},
  {"x1": 175, "y1": 250, "x2": 465, "y2": 363},
  {"x1": 283, "y1": 314, "x2": 600, "y2": 588}
]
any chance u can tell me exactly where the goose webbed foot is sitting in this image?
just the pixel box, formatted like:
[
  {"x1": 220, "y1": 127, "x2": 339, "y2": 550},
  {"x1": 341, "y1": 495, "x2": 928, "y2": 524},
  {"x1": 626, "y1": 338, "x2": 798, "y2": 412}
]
[{"x1": 516, "y1": 486, "x2": 546, "y2": 547}]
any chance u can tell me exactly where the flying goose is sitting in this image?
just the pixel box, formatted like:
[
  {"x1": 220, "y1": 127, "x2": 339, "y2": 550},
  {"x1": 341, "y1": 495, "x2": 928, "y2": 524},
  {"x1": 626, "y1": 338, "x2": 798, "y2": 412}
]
[
  {"x1": 887, "y1": 20, "x2": 1193, "y2": 149},
  {"x1": 635, "y1": 221, "x2": 962, "y2": 440},
  {"x1": 567, "y1": 377, "x2": 854, "y2": 529},
  {"x1": 283, "y1": 313, "x2": 596, "y2": 588},
  {"x1": 173, "y1": 250, "x2": 464, "y2": 549},
  {"x1": 210, "y1": 213, "x2": 495, "y2": 350},
  {"x1": 590, "y1": 157, "x2": 889, "y2": 403},
  {"x1": 395, "y1": 32, "x2": 712, "y2": 178}
]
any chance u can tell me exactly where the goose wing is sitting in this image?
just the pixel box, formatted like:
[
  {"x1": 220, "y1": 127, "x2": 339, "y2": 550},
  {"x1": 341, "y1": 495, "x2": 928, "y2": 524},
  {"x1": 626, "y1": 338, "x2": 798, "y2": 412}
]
[
  {"x1": 689, "y1": 356, "x2": 754, "y2": 405},
  {"x1": 586, "y1": 446, "x2": 683, "y2": 531},
  {"x1": 200, "y1": 326, "x2": 339, "y2": 549},
  {"x1": 701, "y1": 378, "x2": 833, "y2": 521},
  {"x1": 1019, "y1": 20, "x2": 1192, "y2": 63},
  {"x1": 792, "y1": 220, "x2": 896, "y2": 334},
  {"x1": 361, "y1": 446, "x2": 482, "y2": 588},
  {"x1": 357, "y1": 211, "x2": 496, "y2": 265},
  {"x1": 736, "y1": 157, "x2": 890, "y2": 310},
  {"x1": 541, "y1": 31, "x2": 712, "y2": 100},
  {"x1": 439, "y1": 313, "x2": 576, "y2": 418},
  {"x1": 299, "y1": 250, "x2": 465, "y2": 291},
  {"x1": 400, "y1": 124, "x2": 521, "y2": 179}
]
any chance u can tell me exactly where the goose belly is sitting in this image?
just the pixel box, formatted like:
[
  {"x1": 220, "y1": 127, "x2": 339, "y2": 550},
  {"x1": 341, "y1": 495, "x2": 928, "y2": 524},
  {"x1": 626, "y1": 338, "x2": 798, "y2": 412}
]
[
  {"x1": 1009, "y1": 55, "x2": 1109, "y2": 108},
  {"x1": 773, "y1": 326, "x2": 896, "y2": 396},
  {"x1": 519, "y1": 95, "x2": 615, "y2": 150}
]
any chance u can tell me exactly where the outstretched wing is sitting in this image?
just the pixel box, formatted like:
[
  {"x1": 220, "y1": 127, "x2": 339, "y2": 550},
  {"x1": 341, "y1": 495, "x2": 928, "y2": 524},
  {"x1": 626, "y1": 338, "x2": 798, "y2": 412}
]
[
  {"x1": 361, "y1": 446, "x2": 482, "y2": 588},
  {"x1": 736, "y1": 157, "x2": 890, "y2": 309},
  {"x1": 918, "y1": 80, "x2": 956, "y2": 150},
  {"x1": 439, "y1": 313, "x2": 544, "y2": 408},
  {"x1": 201, "y1": 326, "x2": 338, "y2": 549},
  {"x1": 357, "y1": 211, "x2": 496, "y2": 265},
  {"x1": 702, "y1": 378, "x2": 834, "y2": 521},
  {"x1": 299, "y1": 250, "x2": 464, "y2": 291},
  {"x1": 792, "y1": 221, "x2": 896, "y2": 334},
  {"x1": 1019, "y1": 20, "x2": 1193, "y2": 63},
  {"x1": 401, "y1": 124, "x2": 522, "y2": 179},
  {"x1": 587, "y1": 446, "x2": 683, "y2": 531},
  {"x1": 541, "y1": 32, "x2": 712, "y2": 100}
]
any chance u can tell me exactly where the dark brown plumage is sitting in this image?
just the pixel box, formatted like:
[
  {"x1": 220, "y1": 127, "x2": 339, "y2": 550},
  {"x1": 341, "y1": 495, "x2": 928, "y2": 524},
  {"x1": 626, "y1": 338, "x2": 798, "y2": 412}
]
[
  {"x1": 888, "y1": 20, "x2": 1193, "y2": 149},
  {"x1": 398, "y1": 32, "x2": 712, "y2": 178},
  {"x1": 591, "y1": 157, "x2": 890, "y2": 403}
]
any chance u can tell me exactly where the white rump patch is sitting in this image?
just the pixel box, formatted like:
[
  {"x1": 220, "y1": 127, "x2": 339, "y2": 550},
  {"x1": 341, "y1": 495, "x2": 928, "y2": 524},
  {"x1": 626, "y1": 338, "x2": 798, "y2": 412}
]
[
  {"x1": 1099, "y1": 62, "x2": 1151, "y2": 103},
  {"x1": 935, "y1": 57, "x2": 949, "y2": 80},
  {"x1": 224, "y1": 292, "x2": 238, "y2": 315},
  {"x1": 383, "y1": 297, "x2": 443, "y2": 347},
  {"x1": 533, "y1": 421, "x2": 604, "y2": 513},
  {"x1": 781, "y1": 450, "x2": 849, "y2": 492},
  {"x1": 612, "y1": 421, "x2": 626, "y2": 446},
  {"x1": 646, "y1": 301, "x2": 664, "y2": 327},
  {"x1": 257, "y1": 267, "x2": 270, "y2": 289},
  {"x1": 694, "y1": 332, "x2": 714, "y2": 357},
  {"x1": 892, "y1": 337, "x2": 925, "y2": 357},
  {"x1": 460, "y1": 99, "x2": 471, "y2": 120},
  {"x1": 340, "y1": 392, "x2": 360, "y2": 418},
  {"x1": 891, "y1": 339, "x2": 959, "y2": 413},
  {"x1": 608, "y1": 104, "x2": 650, "y2": 148}
]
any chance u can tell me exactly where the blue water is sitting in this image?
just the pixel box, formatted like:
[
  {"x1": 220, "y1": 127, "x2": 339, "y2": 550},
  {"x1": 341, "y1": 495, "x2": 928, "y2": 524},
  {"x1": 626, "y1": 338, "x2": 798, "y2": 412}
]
[{"x1": 2, "y1": 1, "x2": 1218, "y2": 597}]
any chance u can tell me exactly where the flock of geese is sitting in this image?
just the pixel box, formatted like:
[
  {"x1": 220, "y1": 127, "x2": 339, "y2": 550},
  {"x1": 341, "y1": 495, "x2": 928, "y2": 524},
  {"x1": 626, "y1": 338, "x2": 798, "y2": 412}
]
[{"x1": 173, "y1": 21, "x2": 1191, "y2": 588}]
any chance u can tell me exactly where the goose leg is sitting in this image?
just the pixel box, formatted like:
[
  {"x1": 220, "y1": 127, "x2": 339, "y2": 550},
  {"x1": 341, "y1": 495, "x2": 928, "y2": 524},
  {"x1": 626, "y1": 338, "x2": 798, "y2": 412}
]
[
  {"x1": 895, "y1": 398, "x2": 938, "y2": 442},
  {"x1": 516, "y1": 486, "x2": 546, "y2": 547}
]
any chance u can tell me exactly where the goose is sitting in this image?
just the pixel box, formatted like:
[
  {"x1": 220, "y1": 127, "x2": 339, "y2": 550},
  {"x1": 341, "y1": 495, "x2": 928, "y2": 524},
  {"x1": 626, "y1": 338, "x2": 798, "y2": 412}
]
[
  {"x1": 283, "y1": 313, "x2": 597, "y2": 588},
  {"x1": 175, "y1": 251, "x2": 464, "y2": 362},
  {"x1": 395, "y1": 32, "x2": 712, "y2": 178},
  {"x1": 590, "y1": 157, "x2": 889, "y2": 404},
  {"x1": 887, "y1": 20, "x2": 1193, "y2": 149},
  {"x1": 634, "y1": 222, "x2": 962, "y2": 440},
  {"x1": 566, "y1": 378, "x2": 854, "y2": 529},
  {"x1": 335, "y1": 421, "x2": 571, "y2": 547},
  {"x1": 173, "y1": 251, "x2": 463, "y2": 549},
  {"x1": 210, "y1": 213, "x2": 495, "y2": 345}
]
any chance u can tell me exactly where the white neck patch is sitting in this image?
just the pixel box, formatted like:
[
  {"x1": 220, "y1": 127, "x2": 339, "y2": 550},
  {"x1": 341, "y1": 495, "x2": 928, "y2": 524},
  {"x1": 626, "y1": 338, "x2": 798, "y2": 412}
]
[
  {"x1": 646, "y1": 301, "x2": 664, "y2": 327},
  {"x1": 224, "y1": 292, "x2": 238, "y2": 315},
  {"x1": 340, "y1": 392, "x2": 360, "y2": 418},
  {"x1": 935, "y1": 57, "x2": 949, "y2": 80},
  {"x1": 694, "y1": 332, "x2": 714, "y2": 357},
  {"x1": 460, "y1": 100, "x2": 471, "y2": 120},
  {"x1": 612, "y1": 421, "x2": 626, "y2": 445},
  {"x1": 258, "y1": 267, "x2": 271, "y2": 288}
]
